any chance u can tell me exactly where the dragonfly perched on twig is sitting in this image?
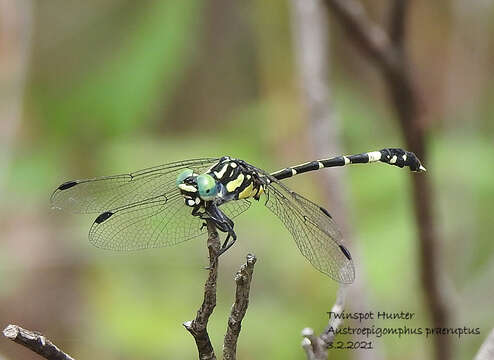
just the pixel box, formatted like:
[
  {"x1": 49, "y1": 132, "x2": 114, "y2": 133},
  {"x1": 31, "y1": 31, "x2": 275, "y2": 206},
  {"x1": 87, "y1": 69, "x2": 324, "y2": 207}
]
[{"x1": 51, "y1": 148, "x2": 425, "y2": 283}]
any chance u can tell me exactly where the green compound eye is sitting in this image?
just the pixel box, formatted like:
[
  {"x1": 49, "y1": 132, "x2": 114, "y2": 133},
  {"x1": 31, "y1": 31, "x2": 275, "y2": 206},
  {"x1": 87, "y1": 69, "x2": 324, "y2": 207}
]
[
  {"x1": 176, "y1": 169, "x2": 194, "y2": 185},
  {"x1": 196, "y1": 174, "x2": 219, "y2": 201}
]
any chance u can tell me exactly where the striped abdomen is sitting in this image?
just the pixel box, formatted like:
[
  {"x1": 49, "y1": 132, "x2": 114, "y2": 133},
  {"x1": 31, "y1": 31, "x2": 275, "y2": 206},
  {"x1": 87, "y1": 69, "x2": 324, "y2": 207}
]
[{"x1": 271, "y1": 148, "x2": 426, "y2": 180}]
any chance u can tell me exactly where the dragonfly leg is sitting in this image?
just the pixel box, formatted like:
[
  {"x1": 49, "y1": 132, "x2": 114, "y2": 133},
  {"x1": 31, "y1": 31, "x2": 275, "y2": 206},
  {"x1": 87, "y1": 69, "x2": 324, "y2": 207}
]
[
  {"x1": 218, "y1": 230, "x2": 237, "y2": 256},
  {"x1": 221, "y1": 234, "x2": 230, "y2": 249},
  {"x1": 192, "y1": 206, "x2": 221, "y2": 231},
  {"x1": 203, "y1": 229, "x2": 237, "y2": 270},
  {"x1": 204, "y1": 202, "x2": 238, "y2": 256}
]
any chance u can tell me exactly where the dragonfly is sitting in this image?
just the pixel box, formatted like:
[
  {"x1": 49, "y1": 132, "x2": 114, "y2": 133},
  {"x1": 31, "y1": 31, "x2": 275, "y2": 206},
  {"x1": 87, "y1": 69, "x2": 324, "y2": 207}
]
[{"x1": 51, "y1": 148, "x2": 425, "y2": 284}]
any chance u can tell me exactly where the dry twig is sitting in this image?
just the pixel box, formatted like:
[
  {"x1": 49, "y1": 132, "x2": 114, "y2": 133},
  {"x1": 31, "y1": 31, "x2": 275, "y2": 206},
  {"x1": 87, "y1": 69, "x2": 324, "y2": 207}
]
[
  {"x1": 3, "y1": 324, "x2": 75, "y2": 360},
  {"x1": 223, "y1": 254, "x2": 257, "y2": 360},
  {"x1": 184, "y1": 221, "x2": 257, "y2": 360},
  {"x1": 5, "y1": 221, "x2": 257, "y2": 360},
  {"x1": 301, "y1": 286, "x2": 347, "y2": 360},
  {"x1": 183, "y1": 220, "x2": 220, "y2": 360}
]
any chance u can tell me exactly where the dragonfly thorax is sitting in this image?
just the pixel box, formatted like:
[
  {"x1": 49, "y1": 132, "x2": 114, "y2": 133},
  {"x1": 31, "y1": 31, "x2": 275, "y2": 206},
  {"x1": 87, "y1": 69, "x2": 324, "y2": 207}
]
[
  {"x1": 206, "y1": 157, "x2": 266, "y2": 201},
  {"x1": 175, "y1": 157, "x2": 267, "y2": 209}
]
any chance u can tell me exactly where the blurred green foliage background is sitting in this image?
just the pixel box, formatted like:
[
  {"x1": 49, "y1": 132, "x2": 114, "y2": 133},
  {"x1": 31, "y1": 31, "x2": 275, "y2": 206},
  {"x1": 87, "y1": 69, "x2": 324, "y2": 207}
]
[{"x1": 1, "y1": 1, "x2": 493, "y2": 359}]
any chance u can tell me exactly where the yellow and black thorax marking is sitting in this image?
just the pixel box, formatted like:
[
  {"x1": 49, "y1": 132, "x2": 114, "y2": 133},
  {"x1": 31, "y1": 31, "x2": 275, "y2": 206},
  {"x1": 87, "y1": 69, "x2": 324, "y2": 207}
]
[{"x1": 208, "y1": 158, "x2": 264, "y2": 200}]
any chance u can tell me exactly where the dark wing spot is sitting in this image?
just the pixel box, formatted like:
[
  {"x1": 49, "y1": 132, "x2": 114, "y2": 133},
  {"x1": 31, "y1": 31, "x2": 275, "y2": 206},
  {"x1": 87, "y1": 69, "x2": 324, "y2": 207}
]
[
  {"x1": 339, "y1": 245, "x2": 352, "y2": 260},
  {"x1": 319, "y1": 207, "x2": 333, "y2": 219},
  {"x1": 58, "y1": 180, "x2": 78, "y2": 190},
  {"x1": 94, "y1": 211, "x2": 114, "y2": 224}
]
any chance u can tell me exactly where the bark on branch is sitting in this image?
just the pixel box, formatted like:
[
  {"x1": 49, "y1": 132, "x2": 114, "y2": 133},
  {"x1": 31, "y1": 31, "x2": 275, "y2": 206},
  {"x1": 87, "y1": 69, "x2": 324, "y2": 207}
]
[
  {"x1": 223, "y1": 254, "x2": 257, "y2": 360},
  {"x1": 5, "y1": 222, "x2": 257, "y2": 360},
  {"x1": 301, "y1": 286, "x2": 347, "y2": 360},
  {"x1": 183, "y1": 220, "x2": 220, "y2": 360},
  {"x1": 184, "y1": 221, "x2": 257, "y2": 360},
  {"x1": 2, "y1": 324, "x2": 75, "y2": 360}
]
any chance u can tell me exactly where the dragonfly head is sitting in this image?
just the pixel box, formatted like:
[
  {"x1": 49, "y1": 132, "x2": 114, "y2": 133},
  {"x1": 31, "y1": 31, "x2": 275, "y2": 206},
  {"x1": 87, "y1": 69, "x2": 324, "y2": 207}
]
[{"x1": 176, "y1": 169, "x2": 220, "y2": 204}]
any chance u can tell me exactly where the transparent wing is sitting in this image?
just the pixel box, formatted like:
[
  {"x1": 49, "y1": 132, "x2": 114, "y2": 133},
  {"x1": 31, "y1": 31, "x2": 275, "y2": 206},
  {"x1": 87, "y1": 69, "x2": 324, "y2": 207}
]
[
  {"x1": 220, "y1": 198, "x2": 251, "y2": 219},
  {"x1": 249, "y1": 167, "x2": 354, "y2": 283},
  {"x1": 51, "y1": 158, "x2": 219, "y2": 214},
  {"x1": 88, "y1": 192, "x2": 252, "y2": 251},
  {"x1": 89, "y1": 192, "x2": 204, "y2": 250},
  {"x1": 264, "y1": 183, "x2": 354, "y2": 283}
]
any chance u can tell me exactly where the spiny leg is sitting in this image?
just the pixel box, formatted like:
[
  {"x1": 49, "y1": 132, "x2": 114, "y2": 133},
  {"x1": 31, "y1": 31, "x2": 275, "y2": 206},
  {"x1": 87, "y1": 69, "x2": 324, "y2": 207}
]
[
  {"x1": 201, "y1": 220, "x2": 237, "y2": 269},
  {"x1": 221, "y1": 234, "x2": 230, "y2": 249},
  {"x1": 271, "y1": 147, "x2": 426, "y2": 180},
  {"x1": 204, "y1": 203, "x2": 238, "y2": 257},
  {"x1": 218, "y1": 230, "x2": 237, "y2": 257}
]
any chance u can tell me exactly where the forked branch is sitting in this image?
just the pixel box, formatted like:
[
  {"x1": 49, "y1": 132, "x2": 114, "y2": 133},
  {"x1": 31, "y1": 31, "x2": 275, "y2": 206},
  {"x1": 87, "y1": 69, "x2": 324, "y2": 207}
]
[
  {"x1": 184, "y1": 221, "x2": 257, "y2": 360},
  {"x1": 4, "y1": 222, "x2": 257, "y2": 360},
  {"x1": 223, "y1": 254, "x2": 257, "y2": 360}
]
